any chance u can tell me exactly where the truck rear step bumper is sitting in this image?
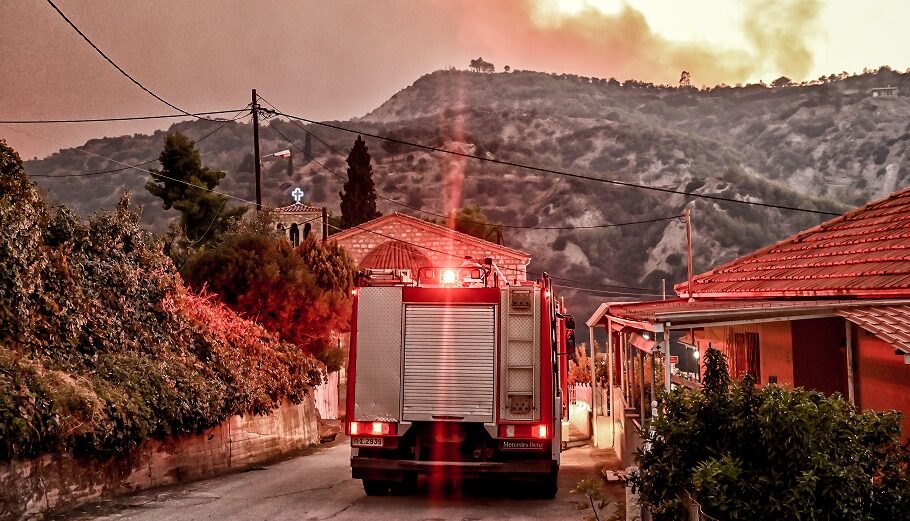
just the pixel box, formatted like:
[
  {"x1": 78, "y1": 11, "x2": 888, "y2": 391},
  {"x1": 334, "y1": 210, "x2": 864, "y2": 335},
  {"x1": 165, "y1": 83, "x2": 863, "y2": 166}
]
[{"x1": 352, "y1": 457, "x2": 557, "y2": 481}]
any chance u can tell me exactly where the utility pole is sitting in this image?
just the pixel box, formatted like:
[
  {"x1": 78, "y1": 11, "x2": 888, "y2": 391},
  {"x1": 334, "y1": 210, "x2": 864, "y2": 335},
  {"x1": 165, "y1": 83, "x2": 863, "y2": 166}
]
[
  {"x1": 252, "y1": 89, "x2": 262, "y2": 210},
  {"x1": 685, "y1": 207, "x2": 694, "y2": 300}
]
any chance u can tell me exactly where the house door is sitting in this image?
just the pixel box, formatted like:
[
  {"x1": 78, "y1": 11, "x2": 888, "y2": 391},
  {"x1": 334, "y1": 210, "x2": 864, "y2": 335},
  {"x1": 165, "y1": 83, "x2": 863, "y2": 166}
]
[{"x1": 792, "y1": 317, "x2": 848, "y2": 396}]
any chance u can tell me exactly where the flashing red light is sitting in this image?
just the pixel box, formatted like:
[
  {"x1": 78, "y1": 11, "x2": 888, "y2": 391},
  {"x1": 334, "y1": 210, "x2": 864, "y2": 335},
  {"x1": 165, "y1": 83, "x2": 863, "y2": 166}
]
[
  {"x1": 371, "y1": 422, "x2": 383, "y2": 435},
  {"x1": 350, "y1": 421, "x2": 360, "y2": 435},
  {"x1": 535, "y1": 424, "x2": 548, "y2": 439},
  {"x1": 351, "y1": 288, "x2": 358, "y2": 296},
  {"x1": 440, "y1": 269, "x2": 458, "y2": 285}
]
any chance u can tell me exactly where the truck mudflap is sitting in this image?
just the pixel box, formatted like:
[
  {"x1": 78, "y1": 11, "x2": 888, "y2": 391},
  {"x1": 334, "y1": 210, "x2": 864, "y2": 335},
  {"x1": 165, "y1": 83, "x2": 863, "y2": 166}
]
[{"x1": 351, "y1": 456, "x2": 557, "y2": 481}]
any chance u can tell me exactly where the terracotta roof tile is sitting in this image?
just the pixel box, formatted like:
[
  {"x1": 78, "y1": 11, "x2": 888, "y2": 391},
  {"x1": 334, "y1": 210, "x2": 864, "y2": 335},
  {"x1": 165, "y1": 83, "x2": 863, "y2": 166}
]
[
  {"x1": 837, "y1": 305, "x2": 910, "y2": 354},
  {"x1": 358, "y1": 240, "x2": 432, "y2": 274},
  {"x1": 276, "y1": 203, "x2": 321, "y2": 213},
  {"x1": 676, "y1": 187, "x2": 910, "y2": 298}
]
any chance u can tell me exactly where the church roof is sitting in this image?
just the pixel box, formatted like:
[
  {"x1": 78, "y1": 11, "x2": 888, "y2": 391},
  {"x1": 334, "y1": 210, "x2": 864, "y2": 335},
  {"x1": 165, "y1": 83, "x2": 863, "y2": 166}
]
[
  {"x1": 330, "y1": 212, "x2": 530, "y2": 260},
  {"x1": 276, "y1": 203, "x2": 322, "y2": 214},
  {"x1": 359, "y1": 240, "x2": 432, "y2": 274}
]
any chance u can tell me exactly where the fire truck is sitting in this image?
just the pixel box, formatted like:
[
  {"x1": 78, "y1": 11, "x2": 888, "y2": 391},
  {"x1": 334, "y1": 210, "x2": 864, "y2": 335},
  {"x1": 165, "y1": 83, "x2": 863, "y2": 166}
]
[{"x1": 346, "y1": 258, "x2": 576, "y2": 497}]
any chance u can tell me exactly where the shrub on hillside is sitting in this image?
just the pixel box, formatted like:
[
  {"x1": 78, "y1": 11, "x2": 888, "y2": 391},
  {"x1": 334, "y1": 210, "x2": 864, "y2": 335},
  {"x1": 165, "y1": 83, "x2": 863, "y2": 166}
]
[
  {"x1": 183, "y1": 212, "x2": 355, "y2": 371},
  {"x1": 627, "y1": 348, "x2": 910, "y2": 520},
  {"x1": 0, "y1": 140, "x2": 320, "y2": 460}
]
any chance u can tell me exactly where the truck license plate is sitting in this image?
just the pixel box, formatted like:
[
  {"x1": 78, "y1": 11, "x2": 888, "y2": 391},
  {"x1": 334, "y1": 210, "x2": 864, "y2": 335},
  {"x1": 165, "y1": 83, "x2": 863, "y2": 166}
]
[{"x1": 352, "y1": 437, "x2": 384, "y2": 447}]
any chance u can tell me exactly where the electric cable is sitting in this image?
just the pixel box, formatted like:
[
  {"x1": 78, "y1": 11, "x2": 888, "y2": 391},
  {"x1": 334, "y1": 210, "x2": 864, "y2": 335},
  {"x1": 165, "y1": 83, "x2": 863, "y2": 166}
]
[
  {"x1": 263, "y1": 107, "x2": 839, "y2": 216},
  {"x1": 261, "y1": 98, "x2": 684, "y2": 233},
  {"x1": 45, "y1": 0, "x2": 219, "y2": 121},
  {"x1": 7, "y1": 120, "x2": 667, "y2": 297},
  {"x1": 265, "y1": 119, "x2": 662, "y2": 293},
  {"x1": 27, "y1": 107, "x2": 251, "y2": 178},
  {"x1": 1, "y1": 109, "x2": 249, "y2": 124},
  {"x1": 319, "y1": 218, "x2": 664, "y2": 297}
]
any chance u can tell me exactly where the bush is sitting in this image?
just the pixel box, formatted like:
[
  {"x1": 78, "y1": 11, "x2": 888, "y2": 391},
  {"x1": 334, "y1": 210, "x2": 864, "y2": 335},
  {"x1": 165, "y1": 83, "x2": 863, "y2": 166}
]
[
  {"x1": 627, "y1": 348, "x2": 910, "y2": 520},
  {"x1": 183, "y1": 211, "x2": 355, "y2": 371},
  {"x1": 0, "y1": 139, "x2": 320, "y2": 460}
]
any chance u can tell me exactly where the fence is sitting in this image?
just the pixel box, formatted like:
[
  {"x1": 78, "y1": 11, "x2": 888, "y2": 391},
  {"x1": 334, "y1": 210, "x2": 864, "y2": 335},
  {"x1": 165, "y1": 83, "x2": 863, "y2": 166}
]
[
  {"x1": 569, "y1": 383, "x2": 593, "y2": 410},
  {"x1": 313, "y1": 371, "x2": 339, "y2": 420}
]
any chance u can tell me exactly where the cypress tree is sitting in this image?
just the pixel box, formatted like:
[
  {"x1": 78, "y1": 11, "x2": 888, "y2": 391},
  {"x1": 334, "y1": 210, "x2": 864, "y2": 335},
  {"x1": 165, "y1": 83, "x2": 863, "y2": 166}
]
[{"x1": 339, "y1": 135, "x2": 380, "y2": 228}]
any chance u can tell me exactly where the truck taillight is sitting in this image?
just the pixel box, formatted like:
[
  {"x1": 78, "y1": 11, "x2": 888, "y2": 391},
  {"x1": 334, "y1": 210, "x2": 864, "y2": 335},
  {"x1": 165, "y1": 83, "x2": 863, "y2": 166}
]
[
  {"x1": 535, "y1": 424, "x2": 548, "y2": 439},
  {"x1": 349, "y1": 421, "x2": 395, "y2": 436}
]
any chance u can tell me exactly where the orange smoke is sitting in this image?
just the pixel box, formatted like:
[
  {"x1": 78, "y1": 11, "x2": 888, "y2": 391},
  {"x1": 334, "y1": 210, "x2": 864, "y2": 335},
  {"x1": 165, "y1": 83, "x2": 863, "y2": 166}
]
[{"x1": 453, "y1": 0, "x2": 822, "y2": 86}]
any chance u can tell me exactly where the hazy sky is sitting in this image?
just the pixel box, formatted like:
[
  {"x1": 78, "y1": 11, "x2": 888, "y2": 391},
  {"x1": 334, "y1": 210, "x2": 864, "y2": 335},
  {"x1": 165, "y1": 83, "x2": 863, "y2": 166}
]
[{"x1": 2, "y1": 0, "x2": 908, "y2": 159}]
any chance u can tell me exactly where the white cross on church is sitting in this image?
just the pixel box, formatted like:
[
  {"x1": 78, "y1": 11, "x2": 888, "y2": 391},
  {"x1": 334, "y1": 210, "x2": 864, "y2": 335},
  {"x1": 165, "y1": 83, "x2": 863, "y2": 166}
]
[{"x1": 291, "y1": 187, "x2": 304, "y2": 204}]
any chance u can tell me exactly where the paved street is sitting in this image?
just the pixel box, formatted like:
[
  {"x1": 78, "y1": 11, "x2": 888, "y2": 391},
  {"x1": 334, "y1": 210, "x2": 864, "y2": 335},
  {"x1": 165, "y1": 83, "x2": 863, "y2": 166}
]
[{"x1": 67, "y1": 439, "x2": 623, "y2": 521}]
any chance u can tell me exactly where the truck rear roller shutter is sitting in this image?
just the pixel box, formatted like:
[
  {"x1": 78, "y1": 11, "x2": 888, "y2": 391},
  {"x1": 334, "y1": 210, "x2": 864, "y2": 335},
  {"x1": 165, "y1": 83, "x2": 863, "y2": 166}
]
[{"x1": 402, "y1": 305, "x2": 496, "y2": 423}]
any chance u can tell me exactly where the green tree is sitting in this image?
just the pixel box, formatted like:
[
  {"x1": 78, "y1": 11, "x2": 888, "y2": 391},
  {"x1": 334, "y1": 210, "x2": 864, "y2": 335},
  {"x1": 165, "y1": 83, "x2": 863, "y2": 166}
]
[
  {"x1": 770, "y1": 76, "x2": 792, "y2": 88},
  {"x1": 183, "y1": 211, "x2": 355, "y2": 371},
  {"x1": 339, "y1": 135, "x2": 380, "y2": 229},
  {"x1": 0, "y1": 139, "x2": 319, "y2": 464},
  {"x1": 145, "y1": 132, "x2": 246, "y2": 246},
  {"x1": 627, "y1": 347, "x2": 910, "y2": 520},
  {"x1": 449, "y1": 204, "x2": 504, "y2": 243}
]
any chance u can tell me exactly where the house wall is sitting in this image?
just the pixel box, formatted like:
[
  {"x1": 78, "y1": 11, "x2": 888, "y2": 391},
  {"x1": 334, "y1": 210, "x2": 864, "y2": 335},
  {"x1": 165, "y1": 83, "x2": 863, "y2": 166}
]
[
  {"x1": 758, "y1": 321, "x2": 794, "y2": 386},
  {"x1": 332, "y1": 219, "x2": 528, "y2": 281},
  {"x1": 854, "y1": 328, "x2": 910, "y2": 438},
  {"x1": 693, "y1": 322, "x2": 794, "y2": 386}
]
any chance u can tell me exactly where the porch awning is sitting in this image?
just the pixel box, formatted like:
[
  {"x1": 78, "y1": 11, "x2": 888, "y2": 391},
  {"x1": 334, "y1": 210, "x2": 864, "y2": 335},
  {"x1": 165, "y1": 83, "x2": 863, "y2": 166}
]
[
  {"x1": 629, "y1": 332, "x2": 656, "y2": 354},
  {"x1": 837, "y1": 305, "x2": 910, "y2": 355}
]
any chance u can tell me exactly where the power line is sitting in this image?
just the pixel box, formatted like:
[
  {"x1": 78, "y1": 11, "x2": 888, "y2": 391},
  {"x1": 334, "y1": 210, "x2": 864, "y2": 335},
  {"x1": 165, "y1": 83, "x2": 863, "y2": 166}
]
[
  {"x1": 26, "y1": 107, "x2": 251, "y2": 179},
  {"x1": 263, "y1": 108, "x2": 839, "y2": 217},
  {"x1": 319, "y1": 217, "x2": 661, "y2": 296},
  {"x1": 1, "y1": 109, "x2": 249, "y2": 124},
  {"x1": 262, "y1": 110, "x2": 661, "y2": 293},
  {"x1": 45, "y1": 0, "x2": 216, "y2": 121},
  {"x1": 7, "y1": 122, "x2": 663, "y2": 296},
  {"x1": 2, "y1": 122, "x2": 255, "y2": 208},
  {"x1": 28, "y1": 159, "x2": 160, "y2": 178},
  {"x1": 262, "y1": 101, "x2": 684, "y2": 231}
]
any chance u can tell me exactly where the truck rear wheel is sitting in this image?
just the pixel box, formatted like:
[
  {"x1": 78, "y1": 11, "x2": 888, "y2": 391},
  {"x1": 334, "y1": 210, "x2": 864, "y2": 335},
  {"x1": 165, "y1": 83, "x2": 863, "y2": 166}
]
[
  {"x1": 362, "y1": 479, "x2": 390, "y2": 496},
  {"x1": 535, "y1": 472, "x2": 558, "y2": 499}
]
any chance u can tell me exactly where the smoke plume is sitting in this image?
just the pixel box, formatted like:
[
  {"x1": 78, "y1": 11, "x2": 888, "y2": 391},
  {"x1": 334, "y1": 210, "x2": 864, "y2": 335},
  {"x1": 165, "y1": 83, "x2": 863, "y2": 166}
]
[{"x1": 458, "y1": 0, "x2": 822, "y2": 86}]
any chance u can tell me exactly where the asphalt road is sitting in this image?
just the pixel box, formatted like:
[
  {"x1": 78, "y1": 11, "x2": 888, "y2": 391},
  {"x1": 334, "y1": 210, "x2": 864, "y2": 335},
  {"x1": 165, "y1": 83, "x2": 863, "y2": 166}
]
[{"x1": 68, "y1": 439, "x2": 623, "y2": 521}]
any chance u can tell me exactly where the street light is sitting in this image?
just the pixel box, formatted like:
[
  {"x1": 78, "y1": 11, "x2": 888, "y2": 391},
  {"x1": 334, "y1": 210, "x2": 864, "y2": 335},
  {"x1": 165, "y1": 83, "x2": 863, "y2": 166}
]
[{"x1": 262, "y1": 149, "x2": 291, "y2": 159}]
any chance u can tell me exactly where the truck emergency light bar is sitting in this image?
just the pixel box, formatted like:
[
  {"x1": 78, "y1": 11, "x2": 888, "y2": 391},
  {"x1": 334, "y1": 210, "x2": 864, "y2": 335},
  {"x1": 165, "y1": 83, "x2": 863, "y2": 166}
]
[{"x1": 356, "y1": 258, "x2": 511, "y2": 289}]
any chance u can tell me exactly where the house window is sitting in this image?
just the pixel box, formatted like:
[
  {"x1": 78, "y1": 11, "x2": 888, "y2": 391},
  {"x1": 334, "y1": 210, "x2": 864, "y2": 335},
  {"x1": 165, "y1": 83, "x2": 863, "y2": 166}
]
[
  {"x1": 290, "y1": 223, "x2": 300, "y2": 247},
  {"x1": 720, "y1": 329, "x2": 761, "y2": 381}
]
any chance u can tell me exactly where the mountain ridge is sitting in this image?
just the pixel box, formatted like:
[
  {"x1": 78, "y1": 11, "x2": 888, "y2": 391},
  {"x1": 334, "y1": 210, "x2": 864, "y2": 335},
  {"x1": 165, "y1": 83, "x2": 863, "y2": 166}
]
[{"x1": 22, "y1": 67, "x2": 910, "y2": 312}]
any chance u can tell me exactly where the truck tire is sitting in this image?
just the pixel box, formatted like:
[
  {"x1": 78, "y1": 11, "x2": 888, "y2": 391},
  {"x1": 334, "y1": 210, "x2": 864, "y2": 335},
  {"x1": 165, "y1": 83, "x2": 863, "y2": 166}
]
[
  {"x1": 362, "y1": 479, "x2": 390, "y2": 496},
  {"x1": 536, "y1": 472, "x2": 558, "y2": 499}
]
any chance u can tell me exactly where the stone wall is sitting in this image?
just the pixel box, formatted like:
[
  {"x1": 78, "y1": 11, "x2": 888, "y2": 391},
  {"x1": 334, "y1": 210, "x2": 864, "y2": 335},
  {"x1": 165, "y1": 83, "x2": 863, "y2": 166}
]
[
  {"x1": 1, "y1": 399, "x2": 318, "y2": 521},
  {"x1": 332, "y1": 218, "x2": 529, "y2": 282}
]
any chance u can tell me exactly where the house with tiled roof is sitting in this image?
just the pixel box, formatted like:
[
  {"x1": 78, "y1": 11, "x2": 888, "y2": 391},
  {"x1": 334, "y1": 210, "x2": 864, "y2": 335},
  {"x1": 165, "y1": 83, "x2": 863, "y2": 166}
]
[
  {"x1": 586, "y1": 187, "x2": 910, "y2": 464},
  {"x1": 329, "y1": 213, "x2": 531, "y2": 281}
]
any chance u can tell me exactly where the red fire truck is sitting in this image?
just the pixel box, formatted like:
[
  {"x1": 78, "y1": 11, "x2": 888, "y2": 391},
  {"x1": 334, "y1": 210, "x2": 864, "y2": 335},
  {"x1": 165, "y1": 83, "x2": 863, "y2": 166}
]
[{"x1": 346, "y1": 259, "x2": 576, "y2": 497}]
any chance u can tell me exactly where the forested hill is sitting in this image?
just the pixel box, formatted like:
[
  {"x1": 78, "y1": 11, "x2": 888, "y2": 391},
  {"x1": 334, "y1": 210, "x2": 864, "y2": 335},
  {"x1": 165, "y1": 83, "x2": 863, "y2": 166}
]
[{"x1": 24, "y1": 67, "x2": 910, "y2": 309}]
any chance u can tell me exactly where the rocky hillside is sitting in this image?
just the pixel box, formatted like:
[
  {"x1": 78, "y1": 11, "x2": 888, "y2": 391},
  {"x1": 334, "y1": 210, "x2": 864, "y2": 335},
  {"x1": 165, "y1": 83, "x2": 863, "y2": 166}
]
[{"x1": 23, "y1": 68, "x2": 910, "y2": 311}]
